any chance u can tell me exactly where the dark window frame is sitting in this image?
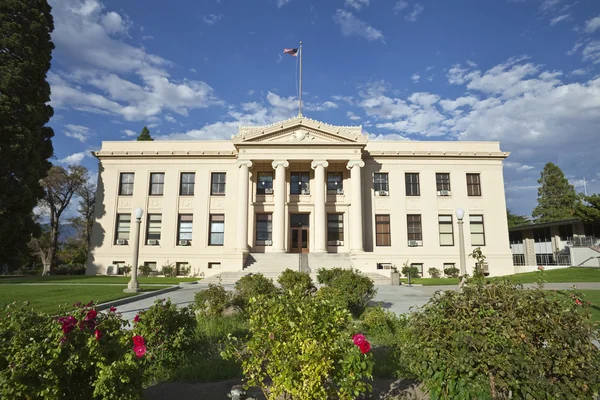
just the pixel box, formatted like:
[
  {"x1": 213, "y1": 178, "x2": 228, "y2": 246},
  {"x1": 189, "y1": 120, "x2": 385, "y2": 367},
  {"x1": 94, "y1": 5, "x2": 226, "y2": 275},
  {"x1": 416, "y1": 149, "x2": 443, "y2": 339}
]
[
  {"x1": 467, "y1": 173, "x2": 482, "y2": 196},
  {"x1": 255, "y1": 213, "x2": 273, "y2": 243},
  {"x1": 469, "y1": 214, "x2": 486, "y2": 246},
  {"x1": 149, "y1": 173, "x2": 165, "y2": 196},
  {"x1": 290, "y1": 171, "x2": 310, "y2": 195},
  {"x1": 436, "y1": 173, "x2": 451, "y2": 192},
  {"x1": 115, "y1": 213, "x2": 131, "y2": 243},
  {"x1": 209, "y1": 214, "x2": 225, "y2": 246},
  {"x1": 327, "y1": 172, "x2": 344, "y2": 194},
  {"x1": 146, "y1": 214, "x2": 162, "y2": 242},
  {"x1": 375, "y1": 214, "x2": 391, "y2": 246},
  {"x1": 327, "y1": 213, "x2": 344, "y2": 242},
  {"x1": 177, "y1": 214, "x2": 193, "y2": 243},
  {"x1": 407, "y1": 214, "x2": 423, "y2": 242},
  {"x1": 180, "y1": 172, "x2": 196, "y2": 196},
  {"x1": 119, "y1": 173, "x2": 134, "y2": 196},
  {"x1": 257, "y1": 172, "x2": 274, "y2": 195},
  {"x1": 374, "y1": 173, "x2": 389, "y2": 192},
  {"x1": 438, "y1": 214, "x2": 454, "y2": 246},
  {"x1": 211, "y1": 172, "x2": 226, "y2": 196},
  {"x1": 405, "y1": 173, "x2": 420, "y2": 196}
]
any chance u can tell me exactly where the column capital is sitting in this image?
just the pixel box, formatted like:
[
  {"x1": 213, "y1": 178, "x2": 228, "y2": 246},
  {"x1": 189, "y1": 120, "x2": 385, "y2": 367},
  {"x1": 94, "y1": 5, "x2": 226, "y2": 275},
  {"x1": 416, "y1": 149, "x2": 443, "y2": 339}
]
[
  {"x1": 346, "y1": 160, "x2": 365, "y2": 170},
  {"x1": 236, "y1": 160, "x2": 253, "y2": 168},
  {"x1": 310, "y1": 160, "x2": 329, "y2": 170},
  {"x1": 272, "y1": 160, "x2": 289, "y2": 169}
]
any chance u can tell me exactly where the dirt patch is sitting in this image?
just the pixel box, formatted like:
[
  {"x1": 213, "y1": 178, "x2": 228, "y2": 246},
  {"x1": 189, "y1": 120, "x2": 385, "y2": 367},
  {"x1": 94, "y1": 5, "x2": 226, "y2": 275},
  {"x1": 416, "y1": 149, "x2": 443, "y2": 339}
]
[{"x1": 144, "y1": 378, "x2": 429, "y2": 399}]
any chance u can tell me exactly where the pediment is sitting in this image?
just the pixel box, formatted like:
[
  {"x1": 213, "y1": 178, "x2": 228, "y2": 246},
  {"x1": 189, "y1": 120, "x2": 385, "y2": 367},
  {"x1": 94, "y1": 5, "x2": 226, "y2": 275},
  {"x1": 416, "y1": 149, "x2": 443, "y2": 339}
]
[{"x1": 231, "y1": 115, "x2": 368, "y2": 145}]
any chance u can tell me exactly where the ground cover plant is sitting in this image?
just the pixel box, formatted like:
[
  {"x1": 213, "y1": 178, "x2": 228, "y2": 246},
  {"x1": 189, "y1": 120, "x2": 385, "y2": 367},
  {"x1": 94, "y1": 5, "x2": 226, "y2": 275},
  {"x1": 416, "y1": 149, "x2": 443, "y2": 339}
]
[{"x1": 0, "y1": 275, "x2": 199, "y2": 284}]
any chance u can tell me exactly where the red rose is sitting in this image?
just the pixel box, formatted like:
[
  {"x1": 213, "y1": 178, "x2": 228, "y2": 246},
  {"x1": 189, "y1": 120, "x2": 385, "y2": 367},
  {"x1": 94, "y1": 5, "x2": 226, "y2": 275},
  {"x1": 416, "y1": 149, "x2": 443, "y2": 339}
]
[
  {"x1": 109, "y1": 307, "x2": 117, "y2": 312},
  {"x1": 86, "y1": 301, "x2": 94, "y2": 307},
  {"x1": 134, "y1": 315, "x2": 140, "y2": 323},
  {"x1": 575, "y1": 299, "x2": 582, "y2": 306},
  {"x1": 134, "y1": 345, "x2": 147, "y2": 358},
  {"x1": 85, "y1": 309, "x2": 97, "y2": 321},
  {"x1": 132, "y1": 335, "x2": 145, "y2": 347},
  {"x1": 94, "y1": 330, "x2": 102, "y2": 341},
  {"x1": 359, "y1": 340, "x2": 371, "y2": 354},
  {"x1": 352, "y1": 334, "x2": 366, "y2": 346}
]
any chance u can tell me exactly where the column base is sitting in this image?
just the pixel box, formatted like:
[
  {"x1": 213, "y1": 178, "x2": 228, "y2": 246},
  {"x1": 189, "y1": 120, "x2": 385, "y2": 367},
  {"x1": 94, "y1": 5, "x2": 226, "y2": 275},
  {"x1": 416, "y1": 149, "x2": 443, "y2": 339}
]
[
  {"x1": 312, "y1": 249, "x2": 327, "y2": 254},
  {"x1": 123, "y1": 287, "x2": 141, "y2": 293}
]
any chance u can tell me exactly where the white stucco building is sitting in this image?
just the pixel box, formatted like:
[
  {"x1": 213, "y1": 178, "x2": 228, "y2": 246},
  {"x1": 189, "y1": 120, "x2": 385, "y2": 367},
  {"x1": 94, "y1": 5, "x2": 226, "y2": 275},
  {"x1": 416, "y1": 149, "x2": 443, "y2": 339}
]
[{"x1": 87, "y1": 116, "x2": 514, "y2": 279}]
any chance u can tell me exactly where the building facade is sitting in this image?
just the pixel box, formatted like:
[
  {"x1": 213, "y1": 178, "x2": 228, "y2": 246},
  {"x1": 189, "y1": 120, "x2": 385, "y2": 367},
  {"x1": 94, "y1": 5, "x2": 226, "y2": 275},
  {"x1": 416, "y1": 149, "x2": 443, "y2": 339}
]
[{"x1": 87, "y1": 116, "x2": 514, "y2": 277}]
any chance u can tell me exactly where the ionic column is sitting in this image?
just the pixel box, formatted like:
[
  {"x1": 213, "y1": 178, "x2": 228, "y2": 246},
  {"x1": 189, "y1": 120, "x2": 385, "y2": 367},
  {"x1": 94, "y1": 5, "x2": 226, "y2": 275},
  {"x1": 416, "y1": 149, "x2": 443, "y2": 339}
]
[
  {"x1": 236, "y1": 160, "x2": 253, "y2": 252},
  {"x1": 272, "y1": 160, "x2": 289, "y2": 253},
  {"x1": 311, "y1": 160, "x2": 329, "y2": 253},
  {"x1": 347, "y1": 160, "x2": 365, "y2": 252}
]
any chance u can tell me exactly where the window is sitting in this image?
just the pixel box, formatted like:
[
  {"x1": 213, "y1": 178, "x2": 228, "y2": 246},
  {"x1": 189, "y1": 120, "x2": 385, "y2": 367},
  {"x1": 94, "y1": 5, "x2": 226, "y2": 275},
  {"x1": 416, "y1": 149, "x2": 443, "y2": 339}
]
[
  {"x1": 405, "y1": 173, "x2": 420, "y2": 196},
  {"x1": 208, "y1": 262, "x2": 221, "y2": 269},
  {"x1": 327, "y1": 172, "x2": 344, "y2": 194},
  {"x1": 180, "y1": 173, "x2": 195, "y2": 196},
  {"x1": 469, "y1": 214, "x2": 485, "y2": 246},
  {"x1": 177, "y1": 214, "x2": 193, "y2": 243},
  {"x1": 144, "y1": 262, "x2": 157, "y2": 272},
  {"x1": 558, "y1": 224, "x2": 573, "y2": 241},
  {"x1": 290, "y1": 172, "x2": 310, "y2": 195},
  {"x1": 255, "y1": 214, "x2": 272, "y2": 244},
  {"x1": 533, "y1": 227, "x2": 551, "y2": 243},
  {"x1": 513, "y1": 254, "x2": 526, "y2": 266},
  {"x1": 115, "y1": 214, "x2": 131, "y2": 243},
  {"x1": 209, "y1": 214, "x2": 225, "y2": 245},
  {"x1": 327, "y1": 214, "x2": 344, "y2": 243},
  {"x1": 146, "y1": 214, "x2": 162, "y2": 243},
  {"x1": 149, "y1": 173, "x2": 165, "y2": 195},
  {"x1": 176, "y1": 262, "x2": 189, "y2": 276},
  {"x1": 438, "y1": 215, "x2": 454, "y2": 246},
  {"x1": 211, "y1": 172, "x2": 226, "y2": 195},
  {"x1": 111, "y1": 261, "x2": 125, "y2": 275},
  {"x1": 443, "y1": 263, "x2": 456, "y2": 275},
  {"x1": 436, "y1": 173, "x2": 451, "y2": 191},
  {"x1": 407, "y1": 214, "x2": 423, "y2": 243},
  {"x1": 411, "y1": 263, "x2": 423, "y2": 277},
  {"x1": 119, "y1": 173, "x2": 134, "y2": 196},
  {"x1": 374, "y1": 173, "x2": 389, "y2": 192},
  {"x1": 257, "y1": 172, "x2": 274, "y2": 195},
  {"x1": 509, "y1": 231, "x2": 523, "y2": 244},
  {"x1": 375, "y1": 215, "x2": 391, "y2": 246},
  {"x1": 466, "y1": 173, "x2": 481, "y2": 196}
]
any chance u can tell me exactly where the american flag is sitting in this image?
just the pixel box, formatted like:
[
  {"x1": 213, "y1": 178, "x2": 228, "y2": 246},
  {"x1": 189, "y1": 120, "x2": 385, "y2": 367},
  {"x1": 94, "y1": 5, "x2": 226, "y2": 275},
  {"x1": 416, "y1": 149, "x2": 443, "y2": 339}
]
[{"x1": 283, "y1": 48, "x2": 298, "y2": 56}]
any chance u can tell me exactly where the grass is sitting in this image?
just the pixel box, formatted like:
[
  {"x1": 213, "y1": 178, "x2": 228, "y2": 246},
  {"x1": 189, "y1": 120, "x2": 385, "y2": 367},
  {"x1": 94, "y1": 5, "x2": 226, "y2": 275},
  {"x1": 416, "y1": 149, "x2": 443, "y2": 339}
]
[
  {"x1": 0, "y1": 275, "x2": 200, "y2": 284},
  {"x1": 0, "y1": 285, "x2": 168, "y2": 314}
]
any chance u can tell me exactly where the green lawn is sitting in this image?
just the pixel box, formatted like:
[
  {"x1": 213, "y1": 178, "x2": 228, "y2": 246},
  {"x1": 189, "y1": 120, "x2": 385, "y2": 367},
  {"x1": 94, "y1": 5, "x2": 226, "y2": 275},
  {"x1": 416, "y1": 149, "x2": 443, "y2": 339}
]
[
  {"x1": 0, "y1": 285, "x2": 169, "y2": 314},
  {"x1": 0, "y1": 275, "x2": 200, "y2": 284}
]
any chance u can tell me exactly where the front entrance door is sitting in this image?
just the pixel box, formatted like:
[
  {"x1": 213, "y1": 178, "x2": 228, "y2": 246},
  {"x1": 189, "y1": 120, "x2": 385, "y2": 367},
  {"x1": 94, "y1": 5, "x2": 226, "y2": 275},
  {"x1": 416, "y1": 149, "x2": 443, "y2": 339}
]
[{"x1": 290, "y1": 214, "x2": 310, "y2": 253}]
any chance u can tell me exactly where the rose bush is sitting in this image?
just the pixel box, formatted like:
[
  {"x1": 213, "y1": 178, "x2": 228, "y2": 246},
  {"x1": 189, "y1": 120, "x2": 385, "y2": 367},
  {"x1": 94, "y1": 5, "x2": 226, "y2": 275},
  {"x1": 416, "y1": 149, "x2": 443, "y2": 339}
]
[{"x1": 0, "y1": 302, "x2": 146, "y2": 400}]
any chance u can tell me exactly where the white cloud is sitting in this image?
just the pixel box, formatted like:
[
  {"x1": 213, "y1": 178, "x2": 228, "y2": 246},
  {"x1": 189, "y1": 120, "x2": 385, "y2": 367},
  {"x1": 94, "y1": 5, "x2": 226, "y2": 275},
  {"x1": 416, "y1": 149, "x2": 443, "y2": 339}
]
[
  {"x1": 100, "y1": 11, "x2": 128, "y2": 35},
  {"x1": 58, "y1": 152, "x2": 87, "y2": 165},
  {"x1": 165, "y1": 115, "x2": 176, "y2": 123},
  {"x1": 142, "y1": 35, "x2": 153, "y2": 40},
  {"x1": 247, "y1": 89, "x2": 255, "y2": 96},
  {"x1": 584, "y1": 15, "x2": 600, "y2": 33},
  {"x1": 345, "y1": 0, "x2": 369, "y2": 10},
  {"x1": 405, "y1": 3, "x2": 424, "y2": 22},
  {"x1": 411, "y1": 73, "x2": 420, "y2": 83},
  {"x1": 569, "y1": 69, "x2": 587, "y2": 76},
  {"x1": 347, "y1": 111, "x2": 361, "y2": 120},
  {"x1": 439, "y1": 96, "x2": 478, "y2": 112},
  {"x1": 393, "y1": 1, "x2": 408, "y2": 14},
  {"x1": 517, "y1": 165, "x2": 535, "y2": 172},
  {"x1": 190, "y1": 68, "x2": 197, "y2": 73},
  {"x1": 64, "y1": 124, "x2": 91, "y2": 142},
  {"x1": 333, "y1": 9, "x2": 384, "y2": 42},
  {"x1": 276, "y1": 0, "x2": 292, "y2": 7},
  {"x1": 202, "y1": 14, "x2": 223, "y2": 25},
  {"x1": 550, "y1": 13, "x2": 570, "y2": 25},
  {"x1": 582, "y1": 41, "x2": 600, "y2": 64},
  {"x1": 122, "y1": 129, "x2": 137, "y2": 137},
  {"x1": 332, "y1": 95, "x2": 354, "y2": 105},
  {"x1": 539, "y1": 0, "x2": 562, "y2": 12}
]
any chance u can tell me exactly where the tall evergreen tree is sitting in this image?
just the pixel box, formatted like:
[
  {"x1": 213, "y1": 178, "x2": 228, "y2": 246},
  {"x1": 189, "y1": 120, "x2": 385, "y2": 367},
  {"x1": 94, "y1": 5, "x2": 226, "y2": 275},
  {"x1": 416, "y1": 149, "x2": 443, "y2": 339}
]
[
  {"x1": 575, "y1": 194, "x2": 600, "y2": 223},
  {"x1": 532, "y1": 162, "x2": 578, "y2": 223},
  {"x1": 0, "y1": 0, "x2": 55, "y2": 269},
  {"x1": 137, "y1": 126, "x2": 154, "y2": 141},
  {"x1": 507, "y1": 209, "x2": 530, "y2": 228}
]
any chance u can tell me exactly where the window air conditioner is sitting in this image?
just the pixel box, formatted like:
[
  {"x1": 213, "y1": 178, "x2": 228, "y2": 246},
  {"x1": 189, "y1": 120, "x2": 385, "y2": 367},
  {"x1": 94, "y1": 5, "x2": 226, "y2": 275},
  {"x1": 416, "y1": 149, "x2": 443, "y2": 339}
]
[
  {"x1": 408, "y1": 240, "x2": 419, "y2": 247},
  {"x1": 336, "y1": 188, "x2": 344, "y2": 195},
  {"x1": 265, "y1": 240, "x2": 272, "y2": 245},
  {"x1": 147, "y1": 239, "x2": 159, "y2": 246},
  {"x1": 336, "y1": 240, "x2": 343, "y2": 246},
  {"x1": 438, "y1": 190, "x2": 451, "y2": 196},
  {"x1": 264, "y1": 188, "x2": 273, "y2": 194},
  {"x1": 301, "y1": 189, "x2": 310, "y2": 195},
  {"x1": 178, "y1": 240, "x2": 190, "y2": 246},
  {"x1": 376, "y1": 190, "x2": 389, "y2": 196},
  {"x1": 116, "y1": 239, "x2": 128, "y2": 245}
]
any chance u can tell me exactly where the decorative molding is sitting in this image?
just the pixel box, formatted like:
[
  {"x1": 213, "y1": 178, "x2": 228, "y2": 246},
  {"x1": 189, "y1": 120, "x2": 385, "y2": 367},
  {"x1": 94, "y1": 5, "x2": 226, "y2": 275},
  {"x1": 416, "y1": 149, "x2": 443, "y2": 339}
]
[
  {"x1": 346, "y1": 160, "x2": 365, "y2": 170},
  {"x1": 271, "y1": 160, "x2": 290, "y2": 169},
  {"x1": 310, "y1": 160, "x2": 329, "y2": 170},
  {"x1": 236, "y1": 160, "x2": 253, "y2": 169}
]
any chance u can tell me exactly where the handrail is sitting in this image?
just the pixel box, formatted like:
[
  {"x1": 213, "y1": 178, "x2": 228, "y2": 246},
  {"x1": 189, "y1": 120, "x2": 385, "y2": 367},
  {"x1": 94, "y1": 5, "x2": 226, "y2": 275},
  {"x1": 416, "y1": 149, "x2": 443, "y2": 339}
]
[{"x1": 567, "y1": 237, "x2": 599, "y2": 247}]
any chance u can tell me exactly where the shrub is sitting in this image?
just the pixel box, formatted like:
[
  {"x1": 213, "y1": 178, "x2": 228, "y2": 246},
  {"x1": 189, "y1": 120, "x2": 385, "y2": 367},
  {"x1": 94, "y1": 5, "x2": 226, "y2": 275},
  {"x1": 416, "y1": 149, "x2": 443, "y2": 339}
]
[
  {"x1": 427, "y1": 267, "x2": 441, "y2": 279},
  {"x1": 194, "y1": 284, "x2": 232, "y2": 317},
  {"x1": 443, "y1": 266, "x2": 459, "y2": 278},
  {"x1": 397, "y1": 279, "x2": 600, "y2": 399},
  {"x1": 222, "y1": 290, "x2": 374, "y2": 399},
  {"x1": 316, "y1": 268, "x2": 377, "y2": 318},
  {"x1": 277, "y1": 268, "x2": 315, "y2": 294},
  {"x1": 401, "y1": 265, "x2": 420, "y2": 278},
  {"x1": 160, "y1": 261, "x2": 176, "y2": 277},
  {"x1": 360, "y1": 306, "x2": 407, "y2": 346},
  {"x1": 120, "y1": 265, "x2": 132, "y2": 276},
  {"x1": 138, "y1": 264, "x2": 152, "y2": 277},
  {"x1": 52, "y1": 263, "x2": 86, "y2": 275},
  {"x1": 0, "y1": 302, "x2": 146, "y2": 399},
  {"x1": 231, "y1": 273, "x2": 277, "y2": 314},
  {"x1": 177, "y1": 264, "x2": 190, "y2": 276},
  {"x1": 132, "y1": 299, "x2": 196, "y2": 375}
]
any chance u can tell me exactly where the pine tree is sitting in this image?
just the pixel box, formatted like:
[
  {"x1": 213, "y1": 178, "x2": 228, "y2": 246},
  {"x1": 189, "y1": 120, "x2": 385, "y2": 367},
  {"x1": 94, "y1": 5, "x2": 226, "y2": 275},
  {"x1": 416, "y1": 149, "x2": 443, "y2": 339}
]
[
  {"x1": 575, "y1": 194, "x2": 600, "y2": 223},
  {"x1": 532, "y1": 162, "x2": 578, "y2": 223},
  {"x1": 137, "y1": 126, "x2": 154, "y2": 141},
  {"x1": 0, "y1": 0, "x2": 55, "y2": 270},
  {"x1": 507, "y1": 209, "x2": 530, "y2": 228}
]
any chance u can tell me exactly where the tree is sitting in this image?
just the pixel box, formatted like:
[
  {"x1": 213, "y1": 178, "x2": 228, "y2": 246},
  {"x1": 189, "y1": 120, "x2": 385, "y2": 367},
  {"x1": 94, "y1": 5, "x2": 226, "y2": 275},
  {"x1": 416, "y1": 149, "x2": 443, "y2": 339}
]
[
  {"x1": 575, "y1": 194, "x2": 600, "y2": 223},
  {"x1": 532, "y1": 162, "x2": 578, "y2": 223},
  {"x1": 60, "y1": 180, "x2": 96, "y2": 266},
  {"x1": 137, "y1": 126, "x2": 153, "y2": 141},
  {"x1": 30, "y1": 165, "x2": 87, "y2": 274},
  {"x1": 0, "y1": 0, "x2": 55, "y2": 269},
  {"x1": 507, "y1": 209, "x2": 530, "y2": 228}
]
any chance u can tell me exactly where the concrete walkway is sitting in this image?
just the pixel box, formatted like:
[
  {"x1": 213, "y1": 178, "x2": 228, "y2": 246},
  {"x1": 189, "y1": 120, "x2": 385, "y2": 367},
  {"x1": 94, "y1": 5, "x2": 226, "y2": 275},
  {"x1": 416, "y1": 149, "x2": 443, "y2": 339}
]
[{"x1": 106, "y1": 281, "x2": 600, "y2": 321}]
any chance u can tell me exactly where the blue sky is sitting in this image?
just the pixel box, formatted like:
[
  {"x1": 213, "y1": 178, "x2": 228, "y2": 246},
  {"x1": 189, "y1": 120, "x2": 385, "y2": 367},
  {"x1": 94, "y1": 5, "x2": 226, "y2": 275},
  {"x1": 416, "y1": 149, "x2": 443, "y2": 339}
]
[{"x1": 48, "y1": 0, "x2": 600, "y2": 217}]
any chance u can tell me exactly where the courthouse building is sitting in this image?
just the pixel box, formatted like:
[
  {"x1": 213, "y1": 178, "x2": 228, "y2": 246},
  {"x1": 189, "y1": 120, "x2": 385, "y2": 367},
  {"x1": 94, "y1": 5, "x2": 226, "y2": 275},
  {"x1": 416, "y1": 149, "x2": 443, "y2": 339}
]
[{"x1": 87, "y1": 115, "x2": 514, "y2": 278}]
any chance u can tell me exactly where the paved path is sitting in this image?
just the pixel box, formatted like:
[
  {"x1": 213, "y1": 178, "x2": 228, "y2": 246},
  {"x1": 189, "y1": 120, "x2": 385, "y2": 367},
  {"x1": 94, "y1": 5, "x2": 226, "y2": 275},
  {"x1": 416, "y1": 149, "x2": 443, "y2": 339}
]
[{"x1": 109, "y1": 281, "x2": 600, "y2": 321}]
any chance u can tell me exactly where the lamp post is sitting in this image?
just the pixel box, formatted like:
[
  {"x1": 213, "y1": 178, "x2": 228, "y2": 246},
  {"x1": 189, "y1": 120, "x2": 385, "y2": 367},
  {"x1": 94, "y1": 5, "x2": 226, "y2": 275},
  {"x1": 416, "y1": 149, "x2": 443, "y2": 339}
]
[
  {"x1": 456, "y1": 208, "x2": 467, "y2": 289},
  {"x1": 124, "y1": 207, "x2": 143, "y2": 293}
]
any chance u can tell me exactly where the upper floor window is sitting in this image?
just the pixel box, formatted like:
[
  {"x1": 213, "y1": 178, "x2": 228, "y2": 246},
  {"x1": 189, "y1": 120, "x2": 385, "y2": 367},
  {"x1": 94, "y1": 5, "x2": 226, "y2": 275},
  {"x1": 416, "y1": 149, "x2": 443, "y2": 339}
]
[
  {"x1": 257, "y1": 172, "x2": 274, "y2": 195},
  {"x1": 211, "y1": 172, "x2": 226, "y2": 196},
  {"x1": 407, "y1": 214, "x2": 423, "y2": 244},
  {"x1": 180, "y1": 173, "x2": 195, "y2": 196},
  {"x1": 438, "y1": 215, "x2": 454, "y2": 246},
  {"x1": 374, "y1": 173, "x2": 389, "y2": 192},
  {"x1": 436, "y1": 173, "x2": 451, "y2": 192},
  {"x1": 290, "y1": 172, "x2": 310, "y2": 195},
  {"x1": 469, "y1": 214, "x2": 486, "y2": 246},
  {"x1": 115, "y1": 213, "x2": 131, "y2": 244},
  {"x1": 375, "y1": 215, "x2": 391, "y2": 246},
  {"x1": 327, "y1": 172, "x2": 344, "y2": 195},
  {"x1": 209, "y1": 214, "x2": 225, "y2": 245},
  {"x1": 405, "y1": 173, "x2": 420, "y2": 196},
  {"x1": 149, "y1": 173, "x2": 164, "y2": 196},
  {"x1": 467, "y1": 173, "x2": 481, "y2": 196},
  {"x1": 119, "y1": 173, "x2": 134, "y2": 196},
  {"x1": 146, "y1": 214, "x2": 162, "y2": 244},
  {"x1": 177, "y1": 214, "x2": 193, "y2": 244}
]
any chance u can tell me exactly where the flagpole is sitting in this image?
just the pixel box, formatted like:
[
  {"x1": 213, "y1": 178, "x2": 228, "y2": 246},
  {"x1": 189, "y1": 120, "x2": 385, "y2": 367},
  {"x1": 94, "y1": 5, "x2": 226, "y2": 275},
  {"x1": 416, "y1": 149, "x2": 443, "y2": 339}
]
[{"x1": 299, "y1": 41, "x2": 303, "y2": 116}]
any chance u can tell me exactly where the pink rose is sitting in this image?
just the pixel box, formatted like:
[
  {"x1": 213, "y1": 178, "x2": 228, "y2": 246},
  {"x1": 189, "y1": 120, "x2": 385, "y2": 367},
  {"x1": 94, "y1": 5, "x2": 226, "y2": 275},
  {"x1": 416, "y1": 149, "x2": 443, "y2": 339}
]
[
  {"x1": 132, "y1": 335, "x2": 145, "y2": 347},
  {"x1": 134, "y1": 345, "x2": 147, "y2": 358},
  {"x1": 94, "y1": 330, "x2": 102, "y2": 341},
  {"x1": 352, "y1": 334, "x2": 366, "y2": 346},
  {"x1": 134, "y1": 315, "x2": 140, "y2": 323},
  {"x1": 537, "y1": 265, "x2": 544, "y2": 271},
  {"x1": 575, "y1": 299, "x2": 582, "y2": 306}
]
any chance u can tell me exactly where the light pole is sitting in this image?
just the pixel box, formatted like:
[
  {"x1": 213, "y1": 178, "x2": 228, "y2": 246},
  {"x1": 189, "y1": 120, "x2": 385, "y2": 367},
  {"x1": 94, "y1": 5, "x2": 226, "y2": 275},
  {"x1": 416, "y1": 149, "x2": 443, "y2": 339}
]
[
  {"x1": 456, "y1": 208, "x2": 467, "y2": 289},
  {"x1": 124, "y1": 207, "x2": 143, "y2": 293}
]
